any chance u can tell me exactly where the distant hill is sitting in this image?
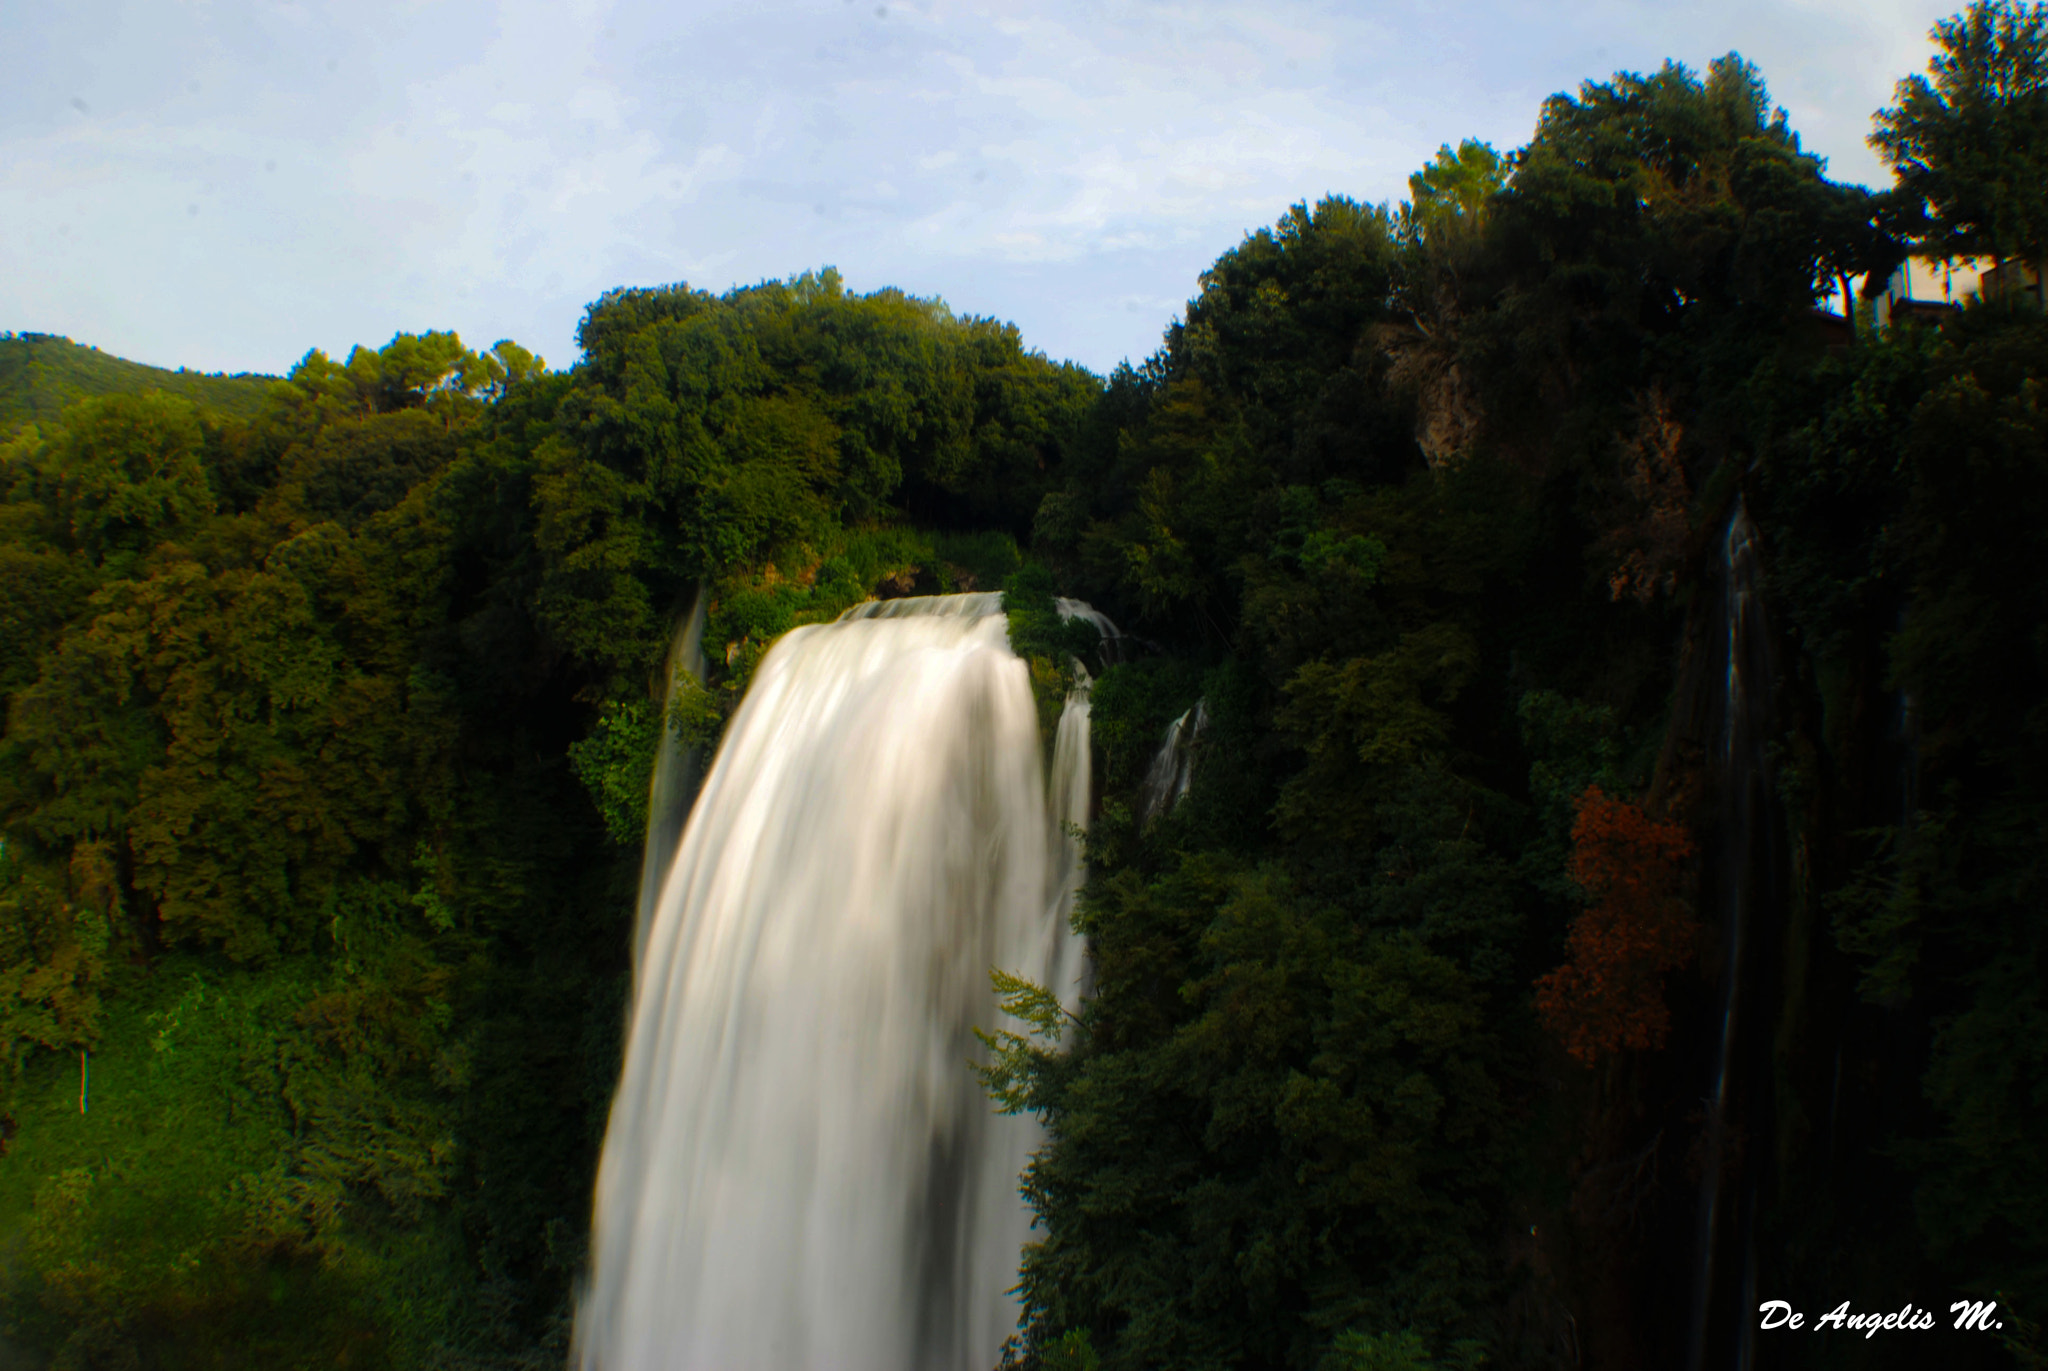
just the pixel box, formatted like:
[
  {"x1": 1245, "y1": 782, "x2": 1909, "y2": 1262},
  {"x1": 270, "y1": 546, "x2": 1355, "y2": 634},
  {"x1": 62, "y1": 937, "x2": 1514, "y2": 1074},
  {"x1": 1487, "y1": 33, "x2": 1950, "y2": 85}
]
[{"x1": 0, "y1": 332, "x2": 277, "y2": 437}]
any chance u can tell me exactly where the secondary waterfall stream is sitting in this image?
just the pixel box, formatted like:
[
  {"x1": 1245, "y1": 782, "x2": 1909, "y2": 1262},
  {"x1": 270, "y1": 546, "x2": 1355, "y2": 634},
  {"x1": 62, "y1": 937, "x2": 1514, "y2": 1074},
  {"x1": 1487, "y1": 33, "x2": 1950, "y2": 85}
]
[
  {"x1": 633, "y1": 585, "x2": 709, "y2": 971},
  {"x1": 575, "y1": 591, "x2": 1093, "y2": 1371},
  {"x1": 1684, "y1": 503, "x2": 1778, "y2": 1371}
]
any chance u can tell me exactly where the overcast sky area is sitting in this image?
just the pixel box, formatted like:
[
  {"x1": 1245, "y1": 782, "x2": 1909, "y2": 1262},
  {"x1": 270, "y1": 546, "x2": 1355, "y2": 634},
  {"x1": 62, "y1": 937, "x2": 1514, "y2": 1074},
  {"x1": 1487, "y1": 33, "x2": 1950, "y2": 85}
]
[{"x1": 3, "y1": 0, "x2": 1963, "y2": 380}]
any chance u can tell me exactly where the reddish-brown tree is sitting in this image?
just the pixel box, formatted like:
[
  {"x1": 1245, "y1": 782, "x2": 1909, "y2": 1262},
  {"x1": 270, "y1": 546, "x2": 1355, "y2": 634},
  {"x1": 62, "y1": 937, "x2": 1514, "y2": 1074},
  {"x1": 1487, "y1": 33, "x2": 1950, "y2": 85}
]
[{"x1": 1535, "y1": 785, "x2": 1698, "y2": 1062}]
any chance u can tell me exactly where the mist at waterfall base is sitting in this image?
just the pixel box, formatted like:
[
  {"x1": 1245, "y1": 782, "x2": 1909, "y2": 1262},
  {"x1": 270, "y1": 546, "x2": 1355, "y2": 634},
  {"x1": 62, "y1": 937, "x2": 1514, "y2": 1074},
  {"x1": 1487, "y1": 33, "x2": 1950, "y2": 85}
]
[{"x1": 575, "y1": 593, "x2": 1094, "y2": 1371}]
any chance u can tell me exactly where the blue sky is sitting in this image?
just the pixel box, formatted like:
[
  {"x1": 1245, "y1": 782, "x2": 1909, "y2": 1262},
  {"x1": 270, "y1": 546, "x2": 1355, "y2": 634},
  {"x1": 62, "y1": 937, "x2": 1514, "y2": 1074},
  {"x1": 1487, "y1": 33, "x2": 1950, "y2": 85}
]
[{"x1": 3, "y1": 0, "x2": 1960, "y2": 379}]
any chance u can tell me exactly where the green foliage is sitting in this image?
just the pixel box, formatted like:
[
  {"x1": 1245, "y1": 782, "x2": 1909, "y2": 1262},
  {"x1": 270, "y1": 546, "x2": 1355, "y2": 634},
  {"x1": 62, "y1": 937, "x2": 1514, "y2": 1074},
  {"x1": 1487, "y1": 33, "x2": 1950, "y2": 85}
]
[
  {"x1": 973, "y1": 968, "x2": 1075, "y2": 1115},
  {"x1": 1087, "y1": 658, "x2": 1206, "y2": 789},
  {"x1": 0, "y1": 326, "x2": 617, "y2": 1364},
  {"x1": 1402, "y1": 141, "x2": 1508, "y2": 248},
  {"x1": 1003, "y1": 561, "x2": 1105, "y2": 667},
  {"x1": 985, "y1": 41, "x2": 2048, "y2": 1371},
  {"x1": 999, "y1": 559, "x2": 1105, "y2": 749},
  {"x1": 933, "y1": 527, "x2": 1024, "y2": 589},
  {"x1": 1873, "y1": 0, "x2": 2048, "y2": 267},
  {"x1": 0, "y1": 948, "x2": 470, "y2": 1368},
  {"x1": 0, "y1": 332, "x2": 275, "y2": 437},
  {"x1": 1749, "y1": 153, "x2": 2048, "y2": 1330},
  {"x1": 1322, "y1": 1327, "x2": 1486, "y2": 1371},
  {"x1": 1396, "y1": 53, "x2": 1892, "y2": 494},
  {"x1": 0, "y1": 840, "x2": 121, "y2": 1071},
  {"x1": 665, "y1": 669, "x2": 725, "y2": 752},
  {"x1": 1044, "y1": 1328, "x2": 1104, "y2": 1371},
  {"x1": 1036, "y1": 196, "x2": 1406, "y2": 642},
  {"x1": 1, "y1": 392, "x2": 220, "y2": 572},
  {"x1": 997, "y1": 857, "x2": 1502, "y2": 1370},
  {"x1": 531, "y1": 272, "x2": 1097, "y2": 690},
  {"x1": 567, "y1": 699, "x2": 663, "y2": 848},
  {"x1": 1280, "y1": 622, "x2": 1479, "y2": 789}
]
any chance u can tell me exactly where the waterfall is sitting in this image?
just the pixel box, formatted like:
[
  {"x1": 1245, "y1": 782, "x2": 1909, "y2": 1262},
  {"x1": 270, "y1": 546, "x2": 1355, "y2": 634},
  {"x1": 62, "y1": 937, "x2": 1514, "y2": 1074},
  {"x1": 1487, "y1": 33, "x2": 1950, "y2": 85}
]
[
  {"x1": 634, "y1": 585, "x2": 710, "y2": 971},
  {"x1": 1137, "y1": 698, "x2": 1205, "y2": 825},
  {"x1": 576, "y1": 592, "x2": 1092, "y2": 1371},
  {"x1": 1685, "y1": 503, "x2": 1778, "y2": 1371},
  {"x1": 1054, "y1": 597, "x2": 1125, "y2": 664}
]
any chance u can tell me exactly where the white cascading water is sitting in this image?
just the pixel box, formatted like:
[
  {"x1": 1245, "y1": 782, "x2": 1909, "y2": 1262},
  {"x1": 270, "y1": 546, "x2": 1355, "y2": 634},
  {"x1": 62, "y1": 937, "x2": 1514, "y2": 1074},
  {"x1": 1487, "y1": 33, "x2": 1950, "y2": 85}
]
[
  {"x1": 1137, "y1": 698, "x2": 1205, "y2": 825},
  {"x1": 576, "y1": 591, "x2": 1093, "y2": 1371},
  {"x1": 1054, "y1": 597, "x2": 1124, "y2": 664},
  {"x1": 633, "y1": 585, "x2": 709, "y2": 971}
]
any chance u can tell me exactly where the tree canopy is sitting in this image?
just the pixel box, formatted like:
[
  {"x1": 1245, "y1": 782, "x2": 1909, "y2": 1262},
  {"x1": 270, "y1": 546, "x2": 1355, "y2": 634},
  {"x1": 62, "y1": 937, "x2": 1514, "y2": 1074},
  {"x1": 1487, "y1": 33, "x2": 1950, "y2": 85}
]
[{"x1": 1874, "y1": 0, "x2": 2048, "y2": 270}]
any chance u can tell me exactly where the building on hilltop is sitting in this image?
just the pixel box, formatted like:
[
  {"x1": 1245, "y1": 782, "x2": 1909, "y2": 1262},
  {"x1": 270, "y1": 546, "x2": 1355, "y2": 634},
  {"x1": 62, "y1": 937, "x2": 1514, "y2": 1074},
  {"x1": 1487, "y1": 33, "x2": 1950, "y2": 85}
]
[
  {"x1": 1873, "y1": 256, "x2": 1973, "y2": 330},
  {"x1": 1869, "y1": 254, "x2": 2047, "y2": 330}
]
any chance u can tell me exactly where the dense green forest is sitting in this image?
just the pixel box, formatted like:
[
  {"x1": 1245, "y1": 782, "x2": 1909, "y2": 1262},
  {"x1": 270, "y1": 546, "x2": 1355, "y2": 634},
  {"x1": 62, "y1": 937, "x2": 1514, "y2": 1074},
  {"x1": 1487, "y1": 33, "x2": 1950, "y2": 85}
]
[
  {"x1": 4, "y1": 4, "x2": 2047, "y2": 1368},
  {"x1": 0, "y1": 334, "x2": 275, "y2": 437}
]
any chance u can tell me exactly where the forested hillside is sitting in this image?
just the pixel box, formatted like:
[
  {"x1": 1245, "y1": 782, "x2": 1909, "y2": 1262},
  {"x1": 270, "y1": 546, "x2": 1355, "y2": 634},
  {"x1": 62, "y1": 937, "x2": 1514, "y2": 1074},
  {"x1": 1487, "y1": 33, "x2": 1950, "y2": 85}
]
[
  {"x1": 3, "y1": 6, "x2": 2047, "y2": 1368},
  {"x1": 0, "y1": 333, "x2": 275, "y2": 436}
]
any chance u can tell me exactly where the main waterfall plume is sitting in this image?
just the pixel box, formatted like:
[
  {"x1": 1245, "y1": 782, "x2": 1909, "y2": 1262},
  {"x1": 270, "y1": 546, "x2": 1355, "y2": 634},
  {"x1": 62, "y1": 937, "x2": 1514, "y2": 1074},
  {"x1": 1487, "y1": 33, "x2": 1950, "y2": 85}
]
[{"x1": 575, "y1": 592, "x2": 1092, "y2": 1371}]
